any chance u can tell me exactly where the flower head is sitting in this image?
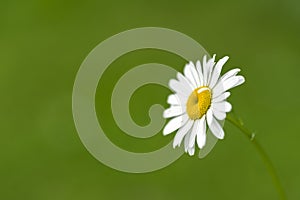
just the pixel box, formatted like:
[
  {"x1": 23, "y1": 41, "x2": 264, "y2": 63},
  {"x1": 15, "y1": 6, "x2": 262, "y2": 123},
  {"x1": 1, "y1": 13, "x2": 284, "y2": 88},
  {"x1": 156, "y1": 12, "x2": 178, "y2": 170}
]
[{"x1": 163, "y1": 55, "x2": 245, "y2": 156}]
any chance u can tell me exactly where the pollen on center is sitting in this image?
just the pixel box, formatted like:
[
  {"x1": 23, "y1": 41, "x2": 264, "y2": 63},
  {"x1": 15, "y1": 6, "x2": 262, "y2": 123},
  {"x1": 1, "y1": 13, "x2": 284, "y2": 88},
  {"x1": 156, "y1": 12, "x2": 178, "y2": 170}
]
[{"x1": 186, "y1": 86, "x2": 212, "y2": 120}]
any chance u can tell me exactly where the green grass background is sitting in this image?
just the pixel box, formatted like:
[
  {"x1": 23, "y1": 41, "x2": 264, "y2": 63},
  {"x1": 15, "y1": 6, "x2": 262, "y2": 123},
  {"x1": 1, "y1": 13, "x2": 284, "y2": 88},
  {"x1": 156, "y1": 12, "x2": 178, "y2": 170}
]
[{"x1": 1, "y1": 0, "x2": 300, "y2": 199}]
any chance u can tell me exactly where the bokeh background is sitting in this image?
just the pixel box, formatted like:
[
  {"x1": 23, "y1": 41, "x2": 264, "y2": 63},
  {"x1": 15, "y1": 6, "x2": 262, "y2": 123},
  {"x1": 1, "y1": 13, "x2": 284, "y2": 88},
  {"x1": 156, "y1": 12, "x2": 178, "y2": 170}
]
[{"x1": 1, "y1": 0, "x2": 300, "y2": 199}]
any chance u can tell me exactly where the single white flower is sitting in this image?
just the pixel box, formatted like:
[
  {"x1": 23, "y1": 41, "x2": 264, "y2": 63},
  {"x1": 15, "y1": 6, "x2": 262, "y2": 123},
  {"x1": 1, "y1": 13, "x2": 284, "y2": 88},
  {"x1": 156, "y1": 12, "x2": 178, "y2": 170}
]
[{"x1": 163, "y1": 54, "x2": 245, "y2": 156}]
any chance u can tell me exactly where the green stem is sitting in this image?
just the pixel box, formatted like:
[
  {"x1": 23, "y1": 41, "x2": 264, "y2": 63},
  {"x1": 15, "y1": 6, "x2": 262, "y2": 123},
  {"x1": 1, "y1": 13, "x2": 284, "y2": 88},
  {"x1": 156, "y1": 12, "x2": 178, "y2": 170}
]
[{"x1": 226, "y1": 114, "x2": 286, "y2": 200}]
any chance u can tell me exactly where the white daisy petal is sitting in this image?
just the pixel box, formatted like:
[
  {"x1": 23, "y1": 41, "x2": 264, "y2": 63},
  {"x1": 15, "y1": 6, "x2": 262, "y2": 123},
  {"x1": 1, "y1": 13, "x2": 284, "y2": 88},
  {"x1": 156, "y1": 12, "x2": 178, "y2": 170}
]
[
  {"x1": 163, "y1": 106, "x2": 185, "y2": 118},
  {"x1": 167, "y1": 94, "x2": 180, "y2": 105},
  {"x1": 213, "y1": 75, "x2": 245, "y2": 98},
  {"x1": 220, "y1": 68, "x2": 241, "y2": 83},
  {"x1": 213, "y1": 68, "x2": 241, "y2": 92},
  {"x1": 209, "y1": 56, "x2": 229, "y2": 88},
  {"x1": 173, "y1": 119, "x2": 193, "y2": 148},
  {"x1": 184, "y1": 63, "x2": 197, "y2": 88},
  {"x1": 206, "y1": 54, "x2": 216, "y2": 85},
  {"x1": 188, "y1": 61, "x2": 201, "y2": 87},
  {"x1": 212, "y1": 84, "x2": 224, "y2": 99},
  {"x1": 222, "y1": 75, "x2": 245, "y2": 92},
  {"x1": 202, "y1": 55, "x2": 208, "y2": 85},
  {"x1": 188, "y1": 119, "x2": 200, "y2": 148},
  {"x1": 212, "y1": 92, "x2": 231, "y2": 103},
  {"x1": 188, "y1": 146, "x2": 195, "y2": 156},
  {"x1": 196, "y1": 60, "x2": 204, "y2": 86},
  {"x1": 163, "y1": 114, "x2": 188, "y2": 136},
  {"x1": 206, "y1": 109, "x2": 224, "y2": 139},
  {"x1": 196, "y1": 116, "x2": 206, "y2": 149},
  {"x1": 169, "y1": 79, "x2": 189, "y2": 96},
  {"x1": 176, "y1": 72, "x2": 194, "y2": 92},
  {"x1": 212, "y1": 109, "x2": 226, "y2": 121},
  {"x1": 175, "y1": 92, "x2": 188, "y2": 107},
  {"x1": 184, "y1": 130, "x2": 192, "y2": 152},
  {"x1": 206, "y1": 109, "x2": 213, "y2": 124},
  {"x1": 212, "y1": 101, "x2": 232, "y2": 113}
]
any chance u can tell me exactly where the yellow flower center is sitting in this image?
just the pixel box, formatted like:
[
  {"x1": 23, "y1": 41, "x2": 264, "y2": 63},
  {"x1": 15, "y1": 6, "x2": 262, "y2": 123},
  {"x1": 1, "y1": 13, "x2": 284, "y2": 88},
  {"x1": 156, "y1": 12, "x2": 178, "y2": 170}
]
[{"x1": 186, "y1": 86, "x2": 212, "y2": 120}]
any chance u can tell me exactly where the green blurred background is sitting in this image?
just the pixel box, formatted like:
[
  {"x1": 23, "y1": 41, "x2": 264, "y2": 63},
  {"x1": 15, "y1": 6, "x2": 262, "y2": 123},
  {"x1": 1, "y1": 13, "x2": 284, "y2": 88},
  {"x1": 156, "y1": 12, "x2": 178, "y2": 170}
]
[{"x1": 1, "y1": 0, "x2": 300, "y2": 199}]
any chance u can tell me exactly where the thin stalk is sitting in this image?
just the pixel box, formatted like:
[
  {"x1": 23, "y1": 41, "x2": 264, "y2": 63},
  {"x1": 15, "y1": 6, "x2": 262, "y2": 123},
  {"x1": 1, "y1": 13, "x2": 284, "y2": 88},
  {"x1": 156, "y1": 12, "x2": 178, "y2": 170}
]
[{"x1": 226, "y1": 114, "x2": 286, "y2": 200}]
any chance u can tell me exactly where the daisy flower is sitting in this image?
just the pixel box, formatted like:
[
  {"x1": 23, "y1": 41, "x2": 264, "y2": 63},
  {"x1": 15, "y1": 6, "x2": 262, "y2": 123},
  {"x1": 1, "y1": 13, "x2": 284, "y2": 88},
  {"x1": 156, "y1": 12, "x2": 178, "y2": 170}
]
[{"x1": 163, "y1": 55, "x2": 245, "y2": 156}]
